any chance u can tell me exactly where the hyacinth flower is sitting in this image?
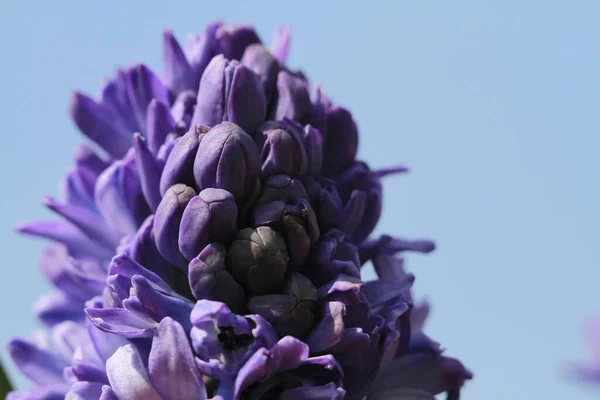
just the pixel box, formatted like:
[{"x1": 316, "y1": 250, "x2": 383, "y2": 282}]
[{"x1": 7, "y1": 22, "x2": 472, "y2": 399}]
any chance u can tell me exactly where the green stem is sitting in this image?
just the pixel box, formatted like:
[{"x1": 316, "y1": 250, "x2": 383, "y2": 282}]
[{"x1": 0, "y1": 359, "x2": 14, "y2": 397}]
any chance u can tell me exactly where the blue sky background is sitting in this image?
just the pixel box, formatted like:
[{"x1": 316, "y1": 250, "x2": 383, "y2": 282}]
[{"x1": 1, "y1": 1, "x2": 599, "y2": 399}]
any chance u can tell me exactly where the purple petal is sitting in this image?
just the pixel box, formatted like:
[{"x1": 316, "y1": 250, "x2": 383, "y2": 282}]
[
  {"x1": 94, "y1": 156, "x2": 141, "y2": 238},
  {"x1": 108, "y1": 253, "x2": 171, "y2": 293},
  {"x1": 273, "y1": 71, "x2": 311, "y2": 125},
  {"x1": 372, "y1": 354, "x2": 473, "y2": 399},
  {"x1": 7, "y1": 339, "x2": 68, "y2": 385},
  {"x1": 163, "y1": 29, "x2": 195, "y2": 94},
  {"x1": 125, "y1": 64, "x2": 169, "y2": 134},
  {"x1": 35, "y1": 292, "x2": 86, "y2": 327},
  {"x1": 85, "y1": 308, "x2": 157, "y2": 338},
  {"x1": 146, "y1": 99, "x2": 175, "y2": 155},
  {"x1": 43, "y1": 197, "x2": 118, "y2": 249},
  {"x1": 338, "y1": 190, "x2": 367, "y2": 238},
  {"x1": 216, "y1": 24, "x2": 261, "y2": 60},
  {"x1": 69, "y1": 92, "x2": 131, "y2": 158},
  {"x1": 6, "y1": 384, "x2": 69, "y2": 400},
  {"x1": 305, "y1": 301, "x2": 346, "y2": 353},
  {"x1": 65, "y1": 382, "x2": 104, "y2": 400},
  {"x1": 270, "y1": 26, "x2": 291, "y2": 63},
  {"x1": 148, "y1": 318, "x2": 207, "y2": 400},
  {"x1": 16, "y1": 220, "x2": 112, "y2": 260},
  {"x1": 234, "y1": 336, "x2": 309, "y2": 397},
  {"x1": 133, "y1": 133, "x2": 162, "y2": 211},
  {"x1": 106, "y1": 344, "x2": 162, "y2": 400}
]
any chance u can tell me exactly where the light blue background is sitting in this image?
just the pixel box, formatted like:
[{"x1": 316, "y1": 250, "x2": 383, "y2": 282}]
[{"x1": 1, "y1": 1, "x2": 598, "y2": 399}]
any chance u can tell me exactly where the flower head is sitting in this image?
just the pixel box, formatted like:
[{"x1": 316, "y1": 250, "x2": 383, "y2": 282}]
[{"x1": 9, "y1": 21, "x2": 471, "y2": 399}]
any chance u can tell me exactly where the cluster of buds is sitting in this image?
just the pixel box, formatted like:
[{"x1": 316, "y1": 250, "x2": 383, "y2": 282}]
[{"x1": 9, "y1": 22, "x2": 471, "y2": 399}]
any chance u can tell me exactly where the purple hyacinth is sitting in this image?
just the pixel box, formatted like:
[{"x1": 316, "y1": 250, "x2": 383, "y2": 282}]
[{"x1": 9, "y1": 22, "x2": 472, "y2": 400}]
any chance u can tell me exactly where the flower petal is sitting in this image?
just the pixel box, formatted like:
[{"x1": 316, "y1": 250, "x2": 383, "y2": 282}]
[
  {"x1": 106, "y1": 344, "x2": 162, "y2": 400},
  {"x1": 148, "y1": 318, "x2": 207, "y2": 400}
]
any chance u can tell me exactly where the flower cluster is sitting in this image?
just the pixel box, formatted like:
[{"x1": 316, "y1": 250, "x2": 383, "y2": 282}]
[{"x1": 8, "y1": 22, "x2": 471, "y2": 399}]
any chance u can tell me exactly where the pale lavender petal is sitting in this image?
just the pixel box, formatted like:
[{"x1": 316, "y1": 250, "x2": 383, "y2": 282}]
[
  {"x1": 65, "y1": 382, "x2": 104, "y2": 400},
  {"x1": 148, "y1": 318, "x2": 207, "y2": 400},
  {"x1": 106, "y1": 344, "x2": 162, "y2": 400},
  {"x1": 85, "y1": 308, "x2": 157, "y2": 338}
]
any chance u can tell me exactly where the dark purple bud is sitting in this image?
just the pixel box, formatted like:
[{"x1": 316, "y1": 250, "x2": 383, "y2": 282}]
[
  {"x1": 160, "y1": 125, "x2": 210, "y2": 195},
  {"x1": 153, "y1": 184, "x2": 197, "y2": 268},
  {"x1": 254, "y1": 121, "x2": 308, "y2": 178},
  {"x1": 191, "y1": 55, "x2": 266, "y2": 134},
  {"x1": 226, "y1": 227, "x2": 288, "y2": 295},
  {"x1": 179, "y1": 188, "x2": 238, "y2": 261},
  {"x1": 241, "y1": 44, "x2": 281, "y2": 107},
  {"x1": 162, "y1": 29, "x2": 195, "y2": 94},
  {"x1": 254, "y1": 199, "x2": 320, "y2": 270},
  {"x1": 132, "y1": 133, "x2": 162, "y2": 211},
  {"x1": 322, "y1": 108, "x2": 358, "y2": 178},
  {"x1": 305, "y1": 229, "x2": 361, "y2": 286},
  {"x1": 170, "y1": 91, "x2": 197, "y2": 128},
  {"x1": 303, "y1": 176, "x2": 343, "y2": 232},
  {"x1": 216, "y1": 25, "x2": 261, "y2": 61},
  {"x1": 247, "y1": 273, "x2": 317, "y2": 339},
  {"x1": 338, "y1": 190, "x2": 367, "y2": 238},
  {"x1": 310, "y1": 86, "x2": 330, "y2": 138},
  {"x1": 311, "y1": 87, "x2": 358, "y2": 177},
  {"x1": 146, "y1": 99, "x2": 175, "y2": 156},
  {"x1": 272, "y1": 70, "x2": 312, "y2": 125},
  {"x1": 188, "y1": 243, "x2": 245, "y2": 313},
  {"x1": 337, "y1": 162, "x2": 382, "y2": 243},
  {"x1": 69, "y1": 92, "x2": 131, "y2": 158},
  {"x1": 301, "y1": 125, "x2": 323, "y2": 176},
  {"x1": 193, "y1": 122, "x2": 260, "y2": 203},
  {"x1": 125, "y1": 64, "x2": 169, "y2": 135},
  {"x1": 256, "y1": 174, "x2": 309, "y2": 209}
]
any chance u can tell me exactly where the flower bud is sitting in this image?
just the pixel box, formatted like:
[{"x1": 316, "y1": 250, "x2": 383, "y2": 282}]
[
  {"x1": 301, "y1": 124, "x2": 323, "y2": 176},
  {"x1": 305, "y1": 229, "x2": 361, "y2": 286},
  {"x1": 254, "y1": 199, "x2": 320, "y2": 270},
  {"x1": 226, "y1": 227, "x2": 288, "y2": 295},
  {"x1": 193, "y1": 122, "x2": 260, "y2": 203},
  {"x1": 179, "y1": 188, "x2": 238, "y2": 262},
  {"x1": 188, "y1": 243, "x2": 245, "y2": 313},
  {"x1": 160, "y1": 124, "x2": 210, "y2": 195},
  {"x1": 337, "y1": 162, "x2": 382, "y2": 243},
  {"x1": 303, "y1": 176, "x2": 343, "y2": 232},
  {"x1": 191, "y1": 55, "x2": 266, "y2": 134},
  {"x1": 311, "y1": 87, "x2": 358, "y2": 178},
  {"x1": 254, "y1": 121, "x2": 307, "y2": 178},
  {"x1": 216, "y1": 25, "x2": 261, "y2": 61},
  {"x1": 153, "y1": 184, "x2": 197, "y2": 268},
  {"x1": 255, "y1": 174, "x2": 308, "y2": 209},
  {"x1": 170, "y1": 90, "x2": 197, "y2": 128},
  {"x1": 272, "y1": 70, "x2": 312, "y2": 125},
  {"x1": 241, "y1": 44, "x2": 281, "y2": 107},
  {"x1": 247, "y1": 273, "x2": 317, "y2": 339}
]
